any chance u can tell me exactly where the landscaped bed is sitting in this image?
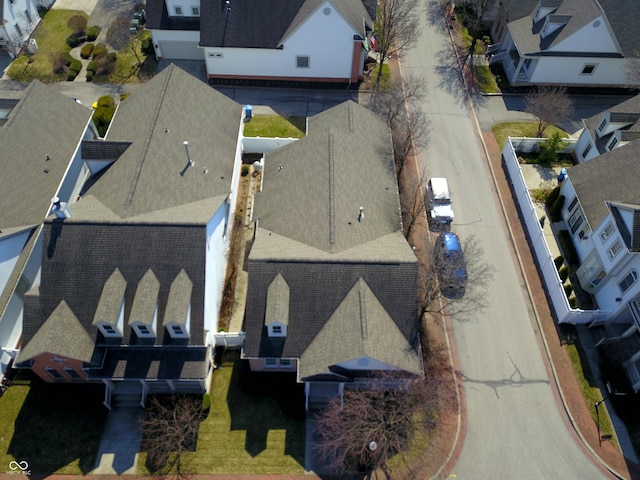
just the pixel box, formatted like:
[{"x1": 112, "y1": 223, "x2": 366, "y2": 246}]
[
  {"x1": 244, "y1": 115, "x2": 306, "y2": 138},
  {"x1": 492, "y1": 122, "x2": 568, "y2": 150}
]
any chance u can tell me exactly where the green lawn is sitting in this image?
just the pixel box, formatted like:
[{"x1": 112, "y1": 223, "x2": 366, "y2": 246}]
[
  {"x1": 138, "y1": 352, "x2": 306, "y2": 475},
  {"x1": 97, "y1": 30, "x2": 157, "y2": 84},
  {"x1": 6, "y1": 9, "x2": 86, "y2": 82},
  {"x1": 244, "y1": 115, "x2": 306, "y2": 138},
  {"x1": 0, "y1": 371, "x2": 107, "y2": 475},
  {"x1": 491, "y1": 122, "x2": 569, "y2": 150},
  {"x1": 473, "y1": 64, "x2": 499, "y2": 94}
]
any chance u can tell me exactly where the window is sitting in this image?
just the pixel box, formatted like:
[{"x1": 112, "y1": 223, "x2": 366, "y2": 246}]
[
  {"x1": 171, "y1": 325, "x2": 183, "y2": 335},
  {"x1": 296, "y1": 56, "x2": 310, "y2": 68},
  {"x1": 265, "y1": 358, "x2": 277, "y2": 368},
  {"x1": 45, "y1": 367, "x2": 64, "y2": 380},
  {"x1": 619, "y1": 270, "x2": 638, "y2": 293},
  {"x1": 272, "y1": 325, "x2": 282, "y2": 334},
  {"x1": 607, "y1": 137, "x2": 618, "y2": 150},
  {"x1": 173, "y1": 6, "x2": 183, "y2": 15},
  {"x1": 191, "y1": 6, "x2": 200, "y2": 15},
  {"x1": 64, "y1": 368, "x2": 82, "y2": 380},
  {"x1": 600, "y1": 223, "x2": 614, "y2": 243},
  {"x1": 135, "y1": 324, "x2": 155, "y2": 337},
  {"x1": 581, "y1": 64, "x2": 597, "y2": 75},
  {"x1": 568, "y1": 210, "x2": 584, "y2": 234},
  {"x1": 280, "y1": 359, "x2": 292, "y2": 368},
  {"x1": 99, "y1": 323, "x2": 121, "y2": 337},
  {"x1": 590, "y1": 271, "x2": 606, "y2": 288},
  {"x1": 581, "y1": 143, "x2": 592, "y2": 159},
  {"x1": 608, "y1": 240, "x2": 623, "y2": 260},
  {"x1": 14, "y1": 24, "x2": 22, "y2": 37},
  {"x1": 598, "y1": 118, "x2": 607, "y2": 132},
  {"x1": 567, "y1": 197, "x2": 579, "y2": 213}
]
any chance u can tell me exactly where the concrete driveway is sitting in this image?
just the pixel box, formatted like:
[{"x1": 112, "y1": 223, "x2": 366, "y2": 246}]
[{"x1": 51, "y1": 0, "x2": 99, "y2": 15}]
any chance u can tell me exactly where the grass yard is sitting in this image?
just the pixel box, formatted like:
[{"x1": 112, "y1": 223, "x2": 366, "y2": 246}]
[
  {"x1": 473, "y1": 64, "x2": 499, "y2": 94},
  {"x1": 97, "y1": 30, "x2": 157, "y2": 84},
  {"x1": 138, "y1": 351, "x2": 306, "y2": 475},
  {"x1": 492, "y1": 122, "x2": 569, "y2": 150},
  {"x1": 6, "y1": 9, "x2": 86, "y2": 82},
  {"x1": 0, "y1": 371, "x2": 107, "y2": 475},
  {"x1": 244, "y1": 115, "x2": 306, "y2": 138}
]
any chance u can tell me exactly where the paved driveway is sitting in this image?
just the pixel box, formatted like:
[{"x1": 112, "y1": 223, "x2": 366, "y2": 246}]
[{"x1": 51, "y1": 0, "x2": 99, "y2": 15}]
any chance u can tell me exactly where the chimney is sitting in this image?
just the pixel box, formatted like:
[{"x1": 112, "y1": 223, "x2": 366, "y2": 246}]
[{"x1": 51, "y1": 196, "x2": 72, "y2": 219}]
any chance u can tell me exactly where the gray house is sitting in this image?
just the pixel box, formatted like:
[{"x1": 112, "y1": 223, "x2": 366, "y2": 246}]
[
  {"x1": 15, "y1": 65, "x2": 245, "y2": 408},
  {"x1": 242, "y1": 101, "x2": 423, "y2": 410}
]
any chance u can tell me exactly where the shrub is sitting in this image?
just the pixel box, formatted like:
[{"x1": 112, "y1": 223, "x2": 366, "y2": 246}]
[
  {"x1": 545, "y1": 186, "x2": 561, "y2": 210},
  {"x1": 86, "y1": 71, "x2": 94, "y2": 81},
  {"x1": 554, "y1": 255, "x2": 565, "y2": 269},
  {"x1": 66, "y1": 34, "x2": 82, "y2": 48},
  {"x1": 67, "y1": 14, "x2": 88, "y2": 34},
  {"x1": 80, "y1": 43, "x2": 94, "y2": 59},
  {"x1": 68, "y1": 59, "x2": 82, "y2": 74},
  {"x1": 66, "y1": 71, "x2": 77, "y2": 81},
  {"x1": 558, "y1": 265, "x2": 569, "y2": 282},
  {"x1": 558, "y1": 230, "x2": 579, "y2": 265},
  {"x1": 92, "y1": 96, "x2": 116, "y2": 136},
  {"x1": 106, "y1": 52, "x2": 117, "y2": 63},
  {"x1": 141, "y1": 36, "x2": 155, "y2": 55},
  {"x1": 539, "y1": 132, "x2": 569, "y2": 166},
  {"x1": 51, "y1": 52, "x2": 71, "y2": 74},
  {"x1": 202, "y1": 393, "x2": 211, "y2": 413},
  {"x1": 86, "y1": 25, "x2": 100, "y2": 42},
  {"x1": 92, "y1": 43, "x2": 108, "y2": 59},
  {"x1": 97, "y1": 95, "x2": 115, "y2": 108},
  {"x1": 564, "y1": 283, "x2": 574, "y2": 297},
  {"x1": 569, "y1": 296, "x2": 578, "y2": 308},
  {"x1": 549, "y1": 194, "x2": 565, "y2": 222},
  {"x1": 241, "y1": 165, "x2": 250, "y2": 176},
  {"x1": 86, "y1": 60, "x2": 97, "y2": 74}
]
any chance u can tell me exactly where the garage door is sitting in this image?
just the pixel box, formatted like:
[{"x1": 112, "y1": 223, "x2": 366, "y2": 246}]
[{"x1": 159, "y1": 41, "x2": 202, "y2": 60}]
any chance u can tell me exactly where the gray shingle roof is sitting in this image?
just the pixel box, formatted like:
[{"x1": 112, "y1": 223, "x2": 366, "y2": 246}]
[
  {"x1": 243, "y1": 101, "x2": 419, "y2": 379},
  {"x1": 81, "y1": 140, "x2": 131, "y2": 160},
  {"x1": 265, "y1": 273, "x2": 290, "y2": 327},
  {"x1": 255, "y1": 101, "x2": 402, "y2": 255},
  {"x1": 598, "y1": 0, "x2": 640, "y2": 58},
  {"x1": 0, "y1": 81, "x2": 92, "y2": 233},
  {"x1": 567, "y1": 141, "x2": 640, "y2": 228},
  {"x1": 199, "y1": 0, "x2": 370, "y2": 48},
  {"x1": 129, "y1": 270, "x2": 160, "y2": 327},
  {"x1": 298, "y1": 278, "x2": 422, "y2": 380},
  {"x1": 145, "y1": 0, "x2": 200, "y2": 30},
  {"x1": 164, "y1": 269, "x2": 193, "y2": 327},
  {"x1": 582, "y1": 94, "x2": 640, "y2": 154},
  {"x1": 93, "y1": 269, "x2": 127, "y2": 327},
  {"x1": 86, "y1": 64, "x2": 241, "y2": 219}
]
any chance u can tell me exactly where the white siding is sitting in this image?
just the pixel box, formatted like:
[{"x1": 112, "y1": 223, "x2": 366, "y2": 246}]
[
  {"x1": 165, "y1": 0, "x2": 200, "y2": 17},
  {"x1": 528, "y1": 56, "x2": 629, "y2": 86},
  {"x1": 204, "y1": 1, "x2": 358, "y2": 80},
  {"x1": 204, "y1": 202, "x2": 229, "y2": 340},
  {"x1": 335, "y1": 356, "x2": 397, "y2": 371},
  {"x1": 550, "y1": 16, "x2": 619, "y2": 54},
  {"x1": 574, "y1": 130, "x2": 598, "y2": 163},
  {"x1": 0, "y1": 232, "x2": 31, "y2": 295}
]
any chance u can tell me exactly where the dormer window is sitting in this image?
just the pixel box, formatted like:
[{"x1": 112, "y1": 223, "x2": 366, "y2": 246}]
[
  {"x1": 174, "y1": 6, "x2": 183, "y2": 15},
  {"x1": 130, "y1": 270, "x2": 160, "y2": 340},
  {"x1": 598, "y1": 117, "x2": 608, "y2": 132},
  {"x1": 93, "y1": 269, "x2": 126, "y2": 339},
  {"x1": 98, "y1": 322, "x2": 122, "y2": 337},
  {"x1": 164, "y1": 270, "x2": 192, "y2": 340},
  {"x1": 265, "y1": 273, "x2": 290, "y2": 337},
  {"x1": 272, "y1": 325, "x2": 282, "y2": 334},
  {"x1": 607, "y1": 136, "x2": 619, "y2": 151},
  {"x1": 267, "y1": 322, "x2": 286, "y2": 337},
  {"x1": 134, "y1": 323, "x2": 155, "y2": 338}
]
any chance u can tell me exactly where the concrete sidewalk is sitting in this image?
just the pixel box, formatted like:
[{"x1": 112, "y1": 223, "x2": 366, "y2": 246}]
[{"x1": 92, "y1": 407, "x2": 145, "y2": 475}]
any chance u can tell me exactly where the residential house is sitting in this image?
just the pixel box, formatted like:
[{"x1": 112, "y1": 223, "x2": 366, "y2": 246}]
[
  {"x1": 146, "y1": 0, "x2": 375, "y2": 85},
  {"x1": 0, "y1": 0, "x2": 44, "y2": 58},
  {"x1": 15, "y1": 65, "x2": 244, "y2": 407},
  {"x1": 242, "y1": 101, "x2": 423, "y2": 410},
  {"x1": 489, "y1": 0, "x2": 640, "y2": 88},
  {"x1": 573, "y1": 94, "x2": 640, "y2": 163},
  {"x1": 0, "y1": 81, "x2": 95, "y2": 380},
  {"x1": 559, "y1": 138, "x2": 640, "y2": 390}
]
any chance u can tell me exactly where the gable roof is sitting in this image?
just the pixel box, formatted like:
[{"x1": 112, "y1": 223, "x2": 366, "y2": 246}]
[
  {"x1": 582, "y1": 94, "x2": 640, "y2": 154},
  {"x1": 244, "y1": 101, "x2": 419, "y2": 378},
  {"x1": 84, "y1": 64, "x2": 241, "y2": 220},
  {"x1": 0, "y1": 81, "x2": 92, "y2": 235},
  {"x1": 567, "y1": 140, "x2": 640, "y2": 228},
  {"x1": 199, "y1": 0, "x2": 370, "y2": 48},
  {"x1": 298, "y1": 278, "x2": 422, "y2": 380},
  {"x1": 254, "y1": 101, "x2": 401, "y2": 255},
  {"x1": 609, "y1": 202, "x2": 640, "y2": 252},
  {"x1": 597, "y1": 0, "x2": 640, "y2": 58}
]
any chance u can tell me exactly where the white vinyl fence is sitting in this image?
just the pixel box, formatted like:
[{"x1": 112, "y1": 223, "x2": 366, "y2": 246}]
[
  {"x1": 242, "y1": 137, "x2": 298, "y2": 154},
  {"x1": 502, "y1": 138, "x2": 604, "y2": 325}
]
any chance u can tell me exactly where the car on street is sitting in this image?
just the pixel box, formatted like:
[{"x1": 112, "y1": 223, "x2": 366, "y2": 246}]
[{"x1": 435, "y1": 231, "x2": 467, "y2": 298}]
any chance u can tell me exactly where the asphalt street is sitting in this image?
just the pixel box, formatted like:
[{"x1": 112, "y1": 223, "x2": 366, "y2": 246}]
[{"x1": 403, "y1": 1, "x2": 612, "y2": 478}]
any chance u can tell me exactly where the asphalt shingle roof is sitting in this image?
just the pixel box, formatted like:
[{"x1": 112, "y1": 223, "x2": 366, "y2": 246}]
[{"x1": 582, "y1": 95, "x2": 640, "y2": 155}]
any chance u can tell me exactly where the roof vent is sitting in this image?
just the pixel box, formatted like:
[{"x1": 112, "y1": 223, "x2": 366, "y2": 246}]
[{"x1": 51, "y1": 196, "x2": 72, "y2": 219}]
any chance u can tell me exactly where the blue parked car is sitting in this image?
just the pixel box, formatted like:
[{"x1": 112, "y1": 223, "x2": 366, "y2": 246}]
[{"x1": 436, "y1": 232, "x2": 468, "y2": 298}]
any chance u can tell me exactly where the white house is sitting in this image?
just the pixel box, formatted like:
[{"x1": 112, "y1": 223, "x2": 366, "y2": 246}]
[
  {"x1": 0, "y1": 82, "x2": 96, "y2": 380},
  {"x1": 559, "y1": 138, "x2": 640, "y2": 390},
  {"x1": 146, "y1": 0, "x2": 375, "y2": 84},
  {"x1": 0, "y1": 0, "x2": 43, "y2": 58},
  {"x1": 489, "y1": 0, "x2": 640, "y2": 88},
  {"x1": 14, "y1": 65, "x2": 246, "y2": 407},
  {"x1": 573, "y1": 95, "x2": 640, "y2": 163}
]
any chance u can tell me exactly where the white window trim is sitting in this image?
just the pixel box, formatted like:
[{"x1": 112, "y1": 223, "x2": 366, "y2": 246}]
[
  {"x1": 581, "y1": 63, "x2": 598, "y2": 75},
  {"x1": 191, "y1": 5, "x2": 200, "y2": 15},
  {"x1": 98, "y1": 322, "x2": 122, "y2": 338},
  {"x1": 134, "y1": 323, "x2": 155, "y2": 338},
  {"x1": 296, "y1": 56, "x2": 310, "y2": 68},
  {"x1": 279, "y1": 359, "x2": 292, "y2": 368},
  {"x1": 619, "y1": 270, "x2": 638, "y2": 293},
  {"x1": 607, "y1": 240, "x2": 622, "y2": 260},
  {"x1": 581, "y1": 143, "x2": 592, "y2": 159},
  {"x1": 64, "y1": 367, "x2": 82, "y2": 380},
  {"x1": 265, "y1": 358, "x2": 277, "y2": 368},
  {"x1": 174, "y1": 6, "x2": 183, "y2": 16},
  {"x1": 600, "y1": 222, "x2": 614, "y2": 243},
  {"x1": 45, "y1": 366, "x2": 64, "y2": 380}
]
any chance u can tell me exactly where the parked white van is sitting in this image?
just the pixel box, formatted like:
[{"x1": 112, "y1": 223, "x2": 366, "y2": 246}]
[{"x1": 426, "y1": 177, "x2": 454, "y2": 224}]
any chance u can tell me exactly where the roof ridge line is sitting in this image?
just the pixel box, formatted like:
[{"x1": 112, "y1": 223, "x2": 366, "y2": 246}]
[{"x1": 329, "y1": 131, "x2": 336, "y2": 248}]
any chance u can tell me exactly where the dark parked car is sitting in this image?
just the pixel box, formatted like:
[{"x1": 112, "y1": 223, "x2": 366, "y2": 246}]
[{"x1": 436, "y1": 232, "x2": 468, "y2": 298}]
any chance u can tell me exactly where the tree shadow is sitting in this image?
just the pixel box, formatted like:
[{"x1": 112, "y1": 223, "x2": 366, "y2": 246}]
[
  {"x1": 7, "y1": 371, "x2": 107, "y2": 475},
  {"x1": 224, "y1": 352, "x2": 305, "y2": 465}
]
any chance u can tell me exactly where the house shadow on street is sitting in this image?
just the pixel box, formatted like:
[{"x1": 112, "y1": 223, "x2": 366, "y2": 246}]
[
  {"x1": 7, "y1": 371, "x2": 107, "y2": 475},
  {"x1": 224, "y1": 351, "x2": 305, "y2": 465}
]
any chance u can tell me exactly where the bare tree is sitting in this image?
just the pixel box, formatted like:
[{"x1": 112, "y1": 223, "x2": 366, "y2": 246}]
[
  {"x1": 368, "y1": 76, "x2": 430, "y2": 177},
  {"x1": 67, "y1": 14, "x2": 88, "y2": 35},
  {"x1": 7, "y1": 12, "x2": 38, "y2": 62},
  {"x1": 455, "y1": 0, "x2": 492, "y2": 67},
  {"x1": 315, "y1": 372, "x2": 441, "y2": 478},
  {"x1": 418, "y1": 233, "x2": 494, "y2": 323},
  {"x1": 139, "y1": 395, "x2": 203, "y2": 479},
  {"x1": 107, "y1": 16, "x2": 143, "y2": 66},
  {"x1": 524, "y1": 86, "x2": 574, "y2": 137},
  {"x1": 374, "y1": 0, "x2": 420, "y2": 86}
]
